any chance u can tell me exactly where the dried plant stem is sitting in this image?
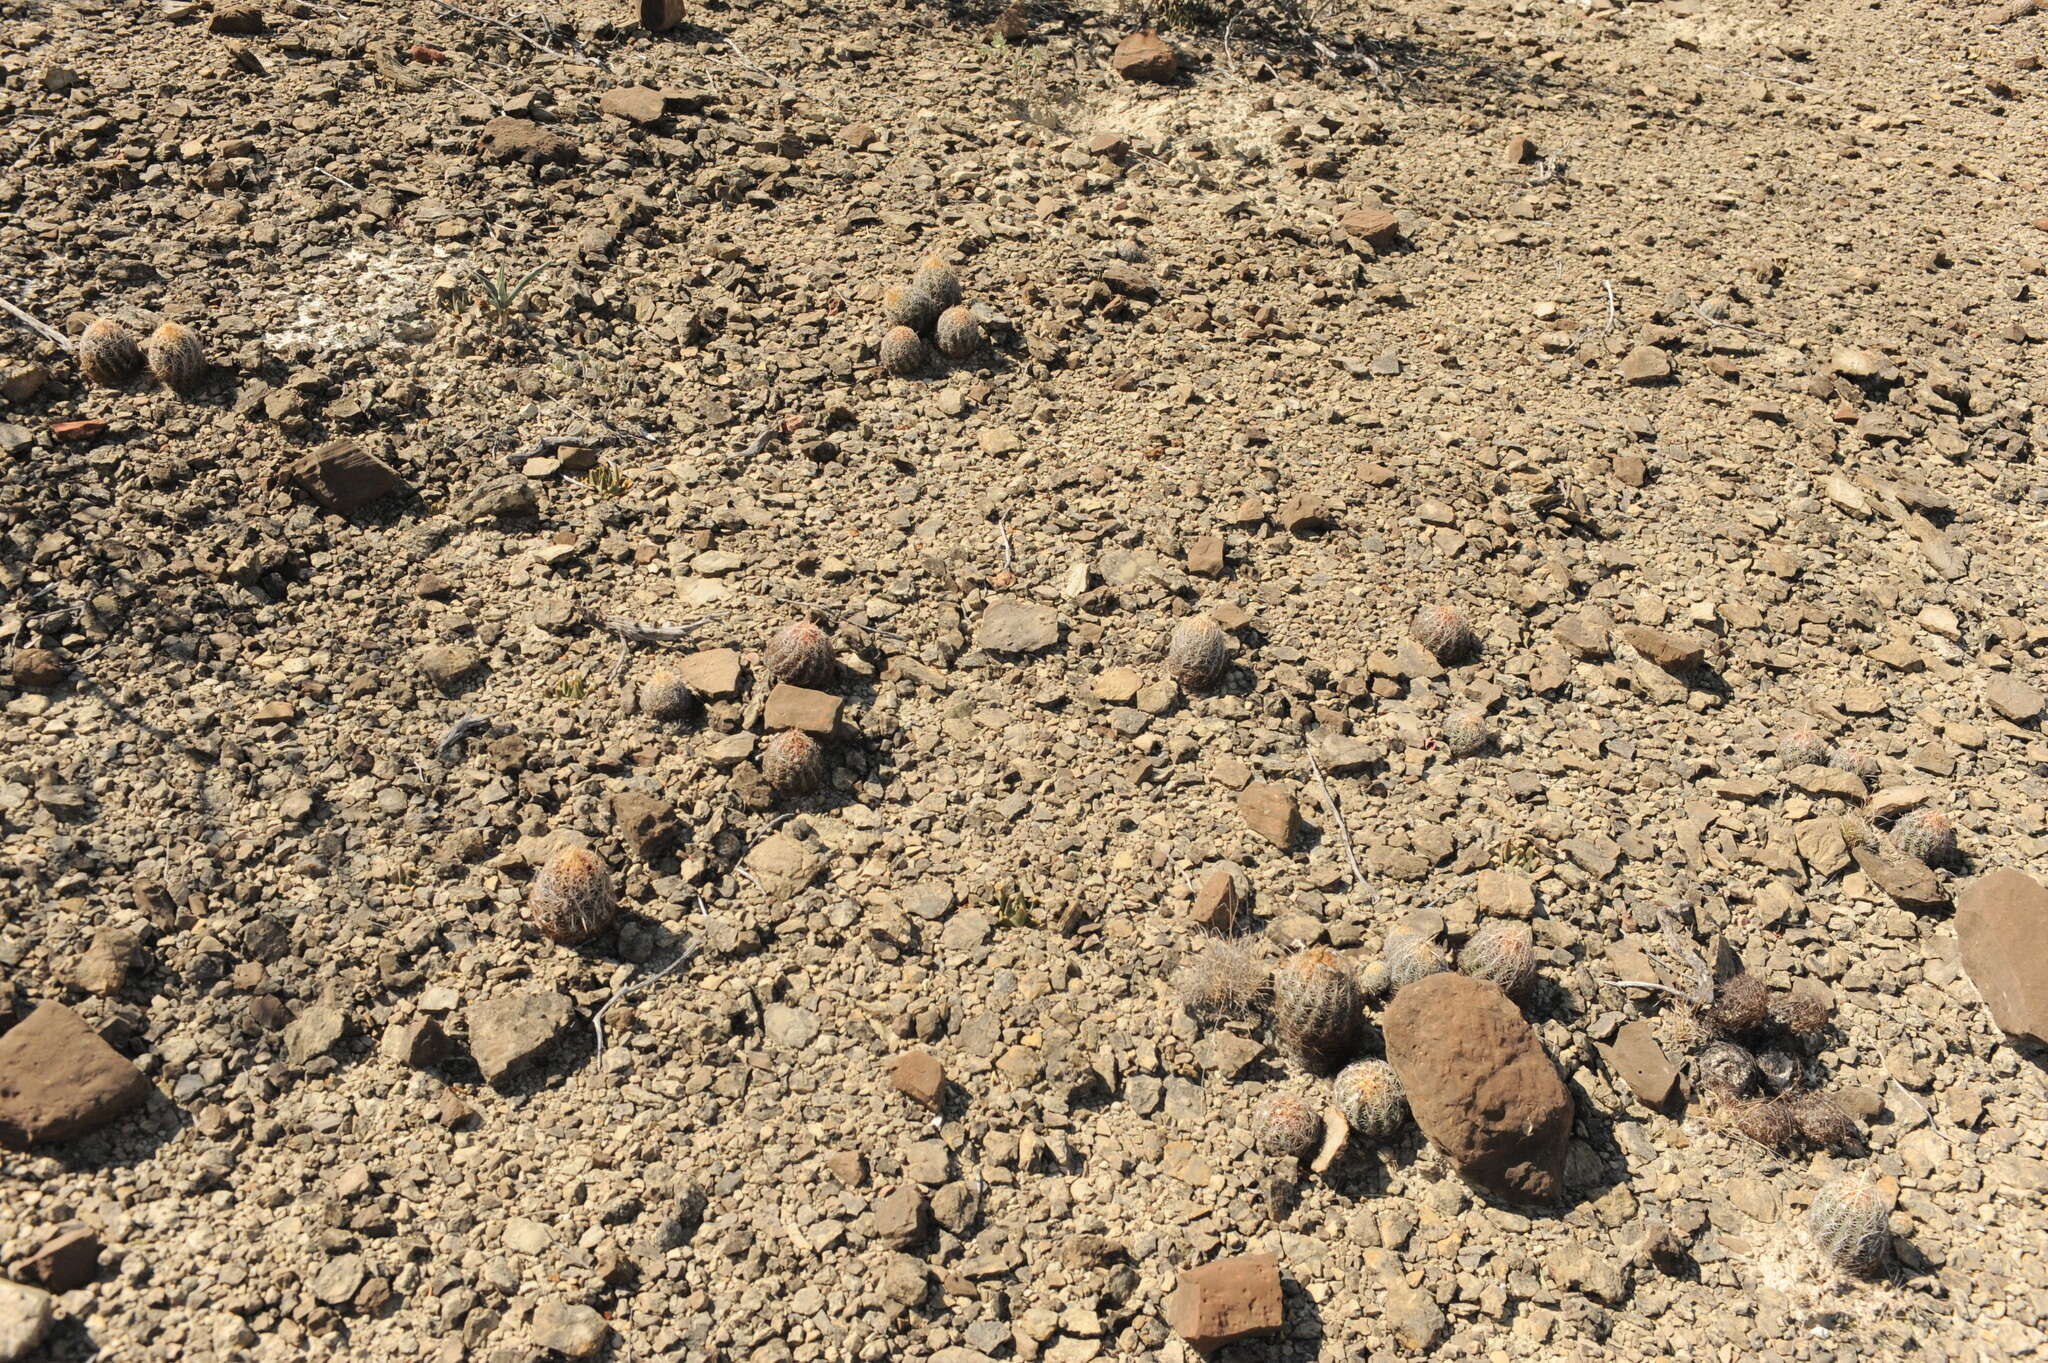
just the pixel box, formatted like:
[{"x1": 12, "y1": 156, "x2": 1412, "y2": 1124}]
[
  {"x1": 1306, "y1": 747, "x2": 1367, "y2": 895},
  {"x1": 0, "y1": 295, "x2": 72, "y2": 351},
  {"x1": 590, "y1": 941, "x2": 698, "y2": 1082}
]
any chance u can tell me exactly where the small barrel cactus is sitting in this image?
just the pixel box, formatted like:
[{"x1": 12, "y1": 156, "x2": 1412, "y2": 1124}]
[
  {"x1": 1166, "y1": 615, "x2": 1228, "y2": 692},
  {"x1": 1695, "y1": 1040, "x2": 1758, "y2": 1095},
  {"x1": 912, "y1": 255, "x2": 962, "y2": 309},
  {"x1": 1778, "y1": 729, "x2": 1830, "y2": 767},
  {"x1": 145, "y1": 321, "x2": 205, "y2": 388},
  {"x1": 528, "y1": 846, "x2": 618, "y2": 945},
  {"x1": 1384, "y1": 930, "x2": 1448, "y2": 993},
  {"x1": 1332, "y1": 1059, "x2": 1406, "y2": 1143},
  {"x1": 1769, "y1": 989, "x2": 1830, "y2": 1038},
  {"x1": 1457, "y1": 919, "x2": 1535, "y2": 997},
  {"x1": 1271, "y1": 946, "x2": 1364, "y2": 1075},
  {"x1": 1703, "y1": 971, "x2": 1768, "y2": 1034},
  {"x1": 762, "y1": 729, "x2": 826, "y2": 796},
  {"x1": 1439, "y1": 710, "x2": 1492, "y2": 757},
  {"x1": 1807, "y1": 1177, "x2": 1892, "y2": 1276},
  {"x1": 78, "y1": 318, "x2": 143, "y2": 386},
  {"x1": 640, "y1": 669, "x2": 697, "y2": 721},
  {"x1": 934, "y1": 305, "x2": 984, "y2": 360},
  {"x1": 883, "y1": 283, "x2": 941, "y2": 333},
  {"x1": 880, "y1": 325, "x2": 928, "y2": 376},
  {"x1": 1353, "y1": 958, "x2": 1391, "y2": 1000},
  {"x1": 1175, "y1": 937, "x2": 1269, "y2": 1016},
  {"x1": 1252, "y1": 1089, "x2": 1324, "y2": 1159},
  {"x1": 1828, "y1": 746, "x2": 1881, "y2": 781},
  {"x1": 1411, "y1": 603, "x2": 1478, "y2": 664},
  {"x1": 763, "y1": 620, "x2": 835, "y2": 686},
  {"x1": 1891, "y1": 808, "x2": 1956, "y2": 866}
]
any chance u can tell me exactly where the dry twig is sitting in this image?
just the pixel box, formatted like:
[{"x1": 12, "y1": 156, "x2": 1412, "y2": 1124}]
[
  {"x1": 590, "y1": 940, "x2": 699, "y2": 1081},
  {"x1": 0, "y1": 295, "x2": 72, "y2": 351},
  {"x1": 428, "y1": 0, "x2": 602, "y2": 65},
  {"x1": 1306, "y1": 747, "x2": 1368, "y2": 895}
]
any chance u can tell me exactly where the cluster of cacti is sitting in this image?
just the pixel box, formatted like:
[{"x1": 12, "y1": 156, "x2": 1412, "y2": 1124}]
[
  {"x1": 1410, "y1": 603, "x2": 1479, "y2": 664},
  {"x1": 877, "y1": 254, "x2": 984, "y2": 375},
  {"x1": 1271, "y1": 946, "x2": 1365, "y2": 1074},
  {"x1": 528, "y1": 846, "x2": 619, "y2": 945},
  {"x1": 764, "y1": 619, "x2": 836, "y2": 686},
  {"x1": 1165, "y1": 614, "x2": 1229, "y2": 692},
  {"x1": 1775, "y1": 730, "x2": 1965, "y2": 866},
  {"x1": 1382, "y1": 929, "x2": 1448, "y2": 994},
  {"x1": 1807, "y1": 1177, "x2": 1893, "y2": 1276},
  {"x1": 1252, "y1": 1088, "x2": 1324, "y2": 1159},
  {"x1": 1332, "y1": 1059, "x2": 1406, "y2": 1143},
  {"x1": 78, "y1": 316, "x2": 204, "y2": 389},
  {"x1": 1438, "y1": 710, "x2": 1492, "y2": 757},
  {"x1": 1689, "y1": 972, "x2": 1858, "y2": 1153},
  {"x1": 1175, "y1": 936, "x2": 1270, "y2": 1016},
  {"x1": 1457, "y1": 919, "x2": 1536, "y2": 997}
]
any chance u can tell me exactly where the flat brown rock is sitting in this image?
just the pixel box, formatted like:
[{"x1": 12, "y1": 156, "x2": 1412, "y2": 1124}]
[
  {"x1": 0, "y1": 1004, "x2": 152, "y2": 1148},
  {"x1": 1598, "y1": 1020, "x2": 1679, "y2": 1110},
  {"x1": 1618, "y1": 625, "x2": 1705, "y2": 671},
  {"x1": 1986, "y1": 672, "x2": 2044, "y2": 724},
  {"x1": 287, "y1": 439, "x2": 405, "y2": 514},
  {"x1": 763, "y1": 683, "x2": 844, "y2": 734},
  {"x1": 1111, "y1": 30, "x2": 1177, "y2": 82},
  {"x1": 1164, "y1": 1253, "x2": 1283, "y2": 1353},
  {"x1": 479, "y1": 117, "x2": 578, "y2": 165},
  {"x1": 891, "y1": 1050, "x2": 944, "y2": 1111},
  {"x1": 1383, "y1": 974, "x2": 1572, "y2": 1203},
  {"x1": 674, "y1": 647, "x2": 743, "y2": 698},
  {"x1": 1237, "y1": 783, "x2": 1299, "y2": 850},
  {"x1": 1956, "y1": 868, "x2": 2048, "y2": 1044}
]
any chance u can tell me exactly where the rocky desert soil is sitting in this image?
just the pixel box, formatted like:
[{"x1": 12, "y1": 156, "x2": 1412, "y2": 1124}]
[{"x1": 3, "y1": 0, "x2": 2048, "y2": 1358}]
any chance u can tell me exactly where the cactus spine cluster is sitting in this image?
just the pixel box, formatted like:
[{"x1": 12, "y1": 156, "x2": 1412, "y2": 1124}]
[
  {"x1": 145, "y1": 321, "x2": 205, "y2": 388},
  {"x1": 1332, "y1": 1059, "x2": 1406, "y2": 1142},
  {"x1": 1411, "y1": 603, "x2": 1479, "y2": 664},
  {"x1": 763, "y1": 729, "x2": 826, "y2": 796},
  {"x1": 764, "y1": 620, "x2": 835, "y2": 686},
  {"x1": 1271, "y1": 947, "x2": 1363, "y2": 1075},
  {"x1": 78, "y1": 318, "x2": 142, "y2": 386},
  {"x1": 1807, "y1": 1178, "x2": 1892, "y2": 1276},
  {"x1": 1458, "y1": 919, "x2": 1536, "y2": 997},
  {"x1": 1166, "y1": 615, "x2": 1228, "y2": 692},
  {"x1": 528, "y1": 846, "x2": 618, "y2": 945},
  {"x1": 1252, "y1": 1089, "x2": 1324, "y2": 1159}
]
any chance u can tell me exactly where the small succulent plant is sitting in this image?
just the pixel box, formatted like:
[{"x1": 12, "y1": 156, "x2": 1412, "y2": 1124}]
[
  {"x1": 763, "y1": 620, "x2": 835, "y2": 687},
  {"x1": 1411, "y1": 603, "x2": 1479, "y2": 664},
  {"x1": 1332, "y1": 1059, "x2": 1406, "y2": 1143},
  {"x1": 1695, "y1": 1040, "x2": 1758, "y2": 1095},
  {"x1": 528, "y1": 846, "x2": 618, "y2": 945},
  {"x1": 1777, "y1": 729, "x2": 1830, "y2": 766},
  {"x1": 1457, "y1": 919, "x2": 1536, "y2": 997},
  {"x1": 78, "y1": 318, "x2": 142, "y2": 386},
  {"x1": 1271, "y1": 946, "x2": 1364, "y2": 1075},
  {"x1": 1353, "y1": 958, "x2": 1391, "y2": 1000},
  {"x1": 1252, "y1": 1089, "x2": 1324, "y2": 1159},
  {"x1": 762, "y1": 729, "x2": 826, "y2": 796},
  {"x1": 883, "y1": 284, "x2": 942, "y2": 333},
  {"x1": 1891, "y1": 808, "x2": 1956, "y2": 866},
  {"x1": 935, "y1": 305, "x2": 984, "y2": 360},
  {"x1": 1439, "y1": 710, "x2": 1492, "y2": 757},
  {"x1": 640, "y1": 669, "x2": 697, "y2": 721},
  {"x1": 145, "y1": 321, "x2": 205, "y2": 388},
  {"x1": 1828, "y1": 747, "x2": 1881, "y2": 781},
  {"x1": 1807, "y1": 1177, "x2": 1892, "y2": 1276},
  {"x1": 880, "y1": 325, "x2": 929, "y2": 376},
  {"x1": 1384, "y1": 929, "x2": 1448, "y2": 993},
  {"x1": 1166, "y1": 614, "x2": 1229, "y2": 692},
  {"x1": 912, "y1": 255, "x2": 963, "y2": 310},
  {"x1": 1702, "y1": 971, "x2": 1769, "y2": 1034},
  {"x1": 1175, "y1": 937, "x2": 1269, "y2": 1016}
]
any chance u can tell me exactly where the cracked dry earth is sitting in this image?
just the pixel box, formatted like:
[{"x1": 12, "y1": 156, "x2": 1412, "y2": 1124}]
[{"x1": 3, "y1": 0, "x2": 2048, "y2": 1359}]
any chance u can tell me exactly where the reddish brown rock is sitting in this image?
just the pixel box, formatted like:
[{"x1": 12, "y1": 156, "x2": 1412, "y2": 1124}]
[
  {"x1": 1237, "y1": 783, "x2": 1299, "y2": 850},
  {"x1": 1339, "y1": 208, "x2": 1401, "y2": 246},
  {"x1": 763, "y1": 683, "x2": 843, "y2": 734},
  {"x1": 479, "y1": 117, "x2": 579, "y2": 165},
  {"x1": 20, "y1": 1226, "x2": 101, "y2": 1291},
  {"x1": 9, "y1": 648, "x2": 64, "y2": 690},
  {"x1": 1111, "y1": 30, "x2": 1178, "y2": 82},
  {"x1": 1957, "y1": 868, "x2": 2048, "y2": 1044},
  {"x1": 1598, "y1": 1020, "x2": 1679, "y2": 1110},
  {"x1": 891, "y1": 1050, "x2": 944, "y2": 1111},
  {"x1": 1618, "y1": 626, "x2": 1705, "y2": 671},
  {"x1": 675, "y1": 647, "x2": 743, "y2": 698},
  {"x1": 1383, "y1": 974, "x2": 1572, "y2": 1203},
  {"x1": 1190, "y1": 867, "x2": 1241, "y2": 932},
  {"x1": 1164, "y1": 1253, "x2": 1284, "y2": 1353},
  {"x1": 0, "y1": 1004, "x2": 152, "y2": 1149},
  {"x1": 287, "y1": 439, "x2": 405, "y2": 514}
]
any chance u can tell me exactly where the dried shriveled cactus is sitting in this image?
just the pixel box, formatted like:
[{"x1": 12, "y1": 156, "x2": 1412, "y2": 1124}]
[
  {"x1": 145, "y1": 321, "x2": 205, "y2": 388},
  {"x1": 1166, "y1": 615, "x2": 1228, "y2": 692},
  {"x1": 1891, "y1": 808, "x2": 1956, "y2": 866},
  {"x1": 1271, "y1": 946, "x2": 1364, "y2": 1075},
  {"x1": 1252, "y1": 1089, "x2": 1324, "y2": 1159},
  {"x1": 1702, "y1": 971, "x2": 1769, "y2": 1034},
  {"x1": 762, "y1": 730, "x2": 826, "y2": 796},
  {"x1": 1777, "y1": 729, "x2": 1830, "y2": 766},
  {"x1": 935, "y1": 305, "x2": 984, "y2": 360},
  {"x1": 78, "y1": 318, "x2": 143, "y2": 386},
  {"x1": 1175, "y1": 937, "x2": 1269, "y2": 1016},
  {"x1": 528, "y1": 846, "x2": 618, "y2": 945},
  {"x1": 880, "y1": 325, "x2": 928, "y2": 376},
  {"x1": 1411, "y1": 603, "x2": 1479, "y2": 664},
  {"x1": 764, "y1": 620, "x2": 835, "y2": 686},
  {"x1": 1726, "y1": 1095, "x2": 1797, "y2": 1148},
  {"x1": 1769, "y1": 990, "x2": 1830, "y2": 1038},
  {"x1": 1808, "y1": 1177, "x2": 1892, "y2": 1276},
  {"x1": 1458, "y1": 919, "x2": 1535, "y2": 996},
  {"x1": 1333, "y1": 1059, "x2": 1406, "y2": 1143},
  {"x1": 1696, "y1": 1040, "x2": 1758, "y2": 1095}
]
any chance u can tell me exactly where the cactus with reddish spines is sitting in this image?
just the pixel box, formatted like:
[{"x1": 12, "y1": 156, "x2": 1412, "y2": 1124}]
[
  {"x1": 1333, "y1": 1059, "x2": 1406, "y2": 1142},
  {"x1": 763, "y1": 620, "x2": 835, "y2": 687},
  {"x1": 1807, "y1": 1178, "x2": 1892, "y2": 1276},
  {"x1": 528, "y1": 846, "x2": 618, "y2": 945},
  {"x1": 934, "y1": 305, "x2": 984, "y2": 360},
  {"x1": 78, "y1": 318, "x2": 142, "y2": 386},
  {"x1": 1457, "y1": 919, "x2": 1536, "y2": 997},
  {"x1": 880, "y1": 325, "x2": 928, "y2": 376},
  {"x1": 1166, "y1": 615, "x2": 1228, "y2": 692},
  {"x1": 1411, "y1": 603, "x2": 1479, "y2": 664},
  {"x1": 762, "y1": 729, "x2": 826, "y2": 796},
  {"x1": 1271, "y1": 946, "x2": 1364, "y2": 1075},
  {"x1": 640, "y1": 669, "x2": 696, "y2": 721},
  {"x1": 1778, "y1": 729, "x2": 1829, "y2": 767},
  {"x1": 1891, "y1": 808, "x2": 1956, "y2": 866},
  {"x1": 1829, "y1": 746, "x2": 1881, "y2": 781},
  {"x1": 145, "y1": 321, "x2": 205, "y2": 388},
  {"x1": 912, "y1": 255, "x2": 962, "y2": 310},
  {"x1": 1252, "y1": 1088, "x2": 1324, "y2": 1159}
]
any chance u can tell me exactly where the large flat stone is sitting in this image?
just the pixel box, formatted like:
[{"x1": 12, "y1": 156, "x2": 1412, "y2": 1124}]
[
  {"x1": 1164, "y1": 1253, "x2": 1283, "y2": 1353},
  {"x1": 1957, "y1": 868, "x2": 2048, "y2": 1045},
  {"x1": 0, "y1": 1004, "x2": 151, "y2": 1148},
  {"x1": 467, "y1": 990, "x2": 574, "y2": 1084}
]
